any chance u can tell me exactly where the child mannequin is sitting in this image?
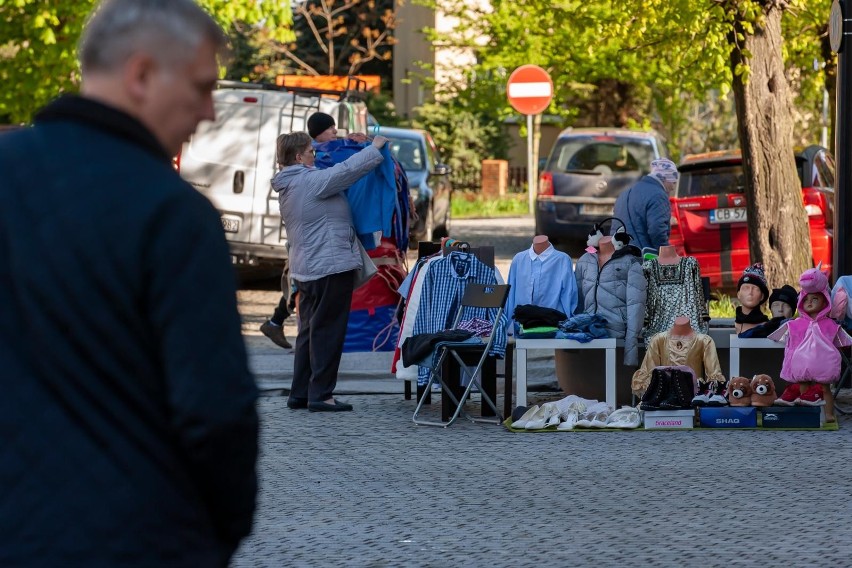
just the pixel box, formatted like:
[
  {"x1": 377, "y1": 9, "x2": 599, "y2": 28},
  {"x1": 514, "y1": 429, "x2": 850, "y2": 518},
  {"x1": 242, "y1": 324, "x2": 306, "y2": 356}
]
[
  {"x1": 769, "y1": 266, "x2": 852, "y2": 422},
  {"x1": 657, "y1": 245, "x2": 681, "y2": 266},
  {"x1": 735, "y1": 263, "x2": 770, "y2": 335}
]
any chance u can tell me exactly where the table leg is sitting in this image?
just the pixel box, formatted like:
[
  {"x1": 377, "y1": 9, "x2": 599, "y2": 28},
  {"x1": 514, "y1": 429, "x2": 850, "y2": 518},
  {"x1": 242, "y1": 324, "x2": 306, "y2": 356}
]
[
  {"x1": 517, "y1": 347, "x2": 527, "y2": 407},
  {"x1": 605, "y1": 347, "x2": 616, "y2": 410},
  {"x1": 730, "y1": 346, "x2": 740, "y2": 378}
]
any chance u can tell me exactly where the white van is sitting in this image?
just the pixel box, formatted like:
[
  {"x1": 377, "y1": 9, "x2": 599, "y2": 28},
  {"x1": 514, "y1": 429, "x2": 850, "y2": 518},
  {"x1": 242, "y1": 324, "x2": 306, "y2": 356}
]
[{"x1": 177, "y1": 80, "x2": 369, "y2": 272}]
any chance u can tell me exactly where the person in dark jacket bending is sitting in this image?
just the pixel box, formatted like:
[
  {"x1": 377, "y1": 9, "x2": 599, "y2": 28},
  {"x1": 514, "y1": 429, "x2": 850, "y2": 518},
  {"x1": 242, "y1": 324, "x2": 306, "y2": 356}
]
[
  {"x1": 0, "y1": 1, "x2": 258, "y2": 565},
  {"x1": 612, "y1": 158, "x2": 680, "y2": 253}
]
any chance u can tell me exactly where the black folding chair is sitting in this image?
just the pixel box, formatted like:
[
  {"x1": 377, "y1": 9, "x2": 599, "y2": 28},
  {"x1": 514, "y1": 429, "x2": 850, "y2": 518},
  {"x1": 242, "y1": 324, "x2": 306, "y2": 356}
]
[{"x1": 412, "y1": 283, "x2": 510, "y2": 427}]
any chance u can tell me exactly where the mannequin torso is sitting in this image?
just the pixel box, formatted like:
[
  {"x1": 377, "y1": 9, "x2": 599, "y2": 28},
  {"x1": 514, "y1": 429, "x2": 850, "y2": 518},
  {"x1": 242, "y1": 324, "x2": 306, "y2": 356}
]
[
  {"x1": 657, "y1": 245, "x2": 680, "y2": 266},
  {"x1": 597, "y1": 236, "x2": 615, "y2": 268},
  {"x1": 670, "y1": 315, "x2": 694, "y2": 337},
  {"x1": 532, "y1": 235, "x2": 550, "y2": 255}
]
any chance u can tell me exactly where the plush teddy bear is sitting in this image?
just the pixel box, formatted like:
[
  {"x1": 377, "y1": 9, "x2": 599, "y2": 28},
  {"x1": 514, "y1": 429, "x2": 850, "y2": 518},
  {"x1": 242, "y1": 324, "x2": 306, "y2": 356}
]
[
  {"x1": 727, "y1": 376, "x2": 752, "y2": 407},
  {"x1": 749, "y1": 374, "x2": 777, "y2": 407}
]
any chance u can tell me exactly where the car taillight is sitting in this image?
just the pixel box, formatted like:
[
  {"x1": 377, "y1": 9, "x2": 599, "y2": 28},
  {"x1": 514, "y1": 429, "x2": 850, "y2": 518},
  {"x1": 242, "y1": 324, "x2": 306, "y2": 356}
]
[
  {"x1": 538, "y1": 171, "x2": 553, "y2": 197},
  {"x1": 173, "y1": 151, "x2": 181, "y2": 172},
  {"x1": 802, "y1": 187, "x2": 832, "y2": 229}
]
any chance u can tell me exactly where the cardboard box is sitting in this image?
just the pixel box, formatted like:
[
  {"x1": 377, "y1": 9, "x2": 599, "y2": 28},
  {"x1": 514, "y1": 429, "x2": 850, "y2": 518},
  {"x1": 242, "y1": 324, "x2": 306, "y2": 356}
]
[
  {"x1": 760, "y1": 406, "x2": 824, "y2": 429},
  {"x1": 698, "y1": 406, "x2": 757, "y2": 428},
  {"x1": 643, "y1": 409, "x2": 695, "y2": 429}
]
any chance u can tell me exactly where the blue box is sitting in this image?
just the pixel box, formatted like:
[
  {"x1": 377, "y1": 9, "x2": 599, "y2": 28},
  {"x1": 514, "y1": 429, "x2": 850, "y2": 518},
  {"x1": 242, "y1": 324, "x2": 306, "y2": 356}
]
[
  {"x1": 699, "y1": 406, "x2": 757, "y2": 428},
  {"x1": 760, "y1": 406, "x2": 824, "y2": 429}
]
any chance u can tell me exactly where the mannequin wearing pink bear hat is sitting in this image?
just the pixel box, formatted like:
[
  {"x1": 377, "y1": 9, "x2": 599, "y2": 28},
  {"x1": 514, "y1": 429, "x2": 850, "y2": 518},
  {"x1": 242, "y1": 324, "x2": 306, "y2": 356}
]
[{"x1": 769, "y1": 264, "x2": 852, "y2": 422}]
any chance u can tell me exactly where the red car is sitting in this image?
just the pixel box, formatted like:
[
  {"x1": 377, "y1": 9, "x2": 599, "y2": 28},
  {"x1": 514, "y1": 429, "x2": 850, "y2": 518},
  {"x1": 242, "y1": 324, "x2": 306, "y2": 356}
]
[{"x1": 669, "y1": 145, "x2": 835, "y2": 290}]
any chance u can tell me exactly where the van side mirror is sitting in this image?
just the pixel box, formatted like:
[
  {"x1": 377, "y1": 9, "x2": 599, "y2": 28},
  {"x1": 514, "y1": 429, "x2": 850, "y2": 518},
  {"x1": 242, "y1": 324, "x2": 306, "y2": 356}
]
[{"x1": 434, "y1": 163, "x2": 452, "y2": 175}]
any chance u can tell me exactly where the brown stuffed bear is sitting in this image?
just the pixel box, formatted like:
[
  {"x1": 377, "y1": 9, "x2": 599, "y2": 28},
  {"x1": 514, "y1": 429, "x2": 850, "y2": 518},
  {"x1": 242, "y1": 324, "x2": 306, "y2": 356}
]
[
  {"x1": 750, "y1": 374, "x2": 777, "y2": 407},
  {"x1": 727, "y1": 376, "x2": 752, "y2": 407}
]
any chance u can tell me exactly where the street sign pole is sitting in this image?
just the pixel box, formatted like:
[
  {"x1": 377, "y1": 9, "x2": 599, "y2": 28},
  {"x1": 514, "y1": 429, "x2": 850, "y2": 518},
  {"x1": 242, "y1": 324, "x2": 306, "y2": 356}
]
[
  {"x1": 831, "y1": 0, "x2": 851, "y2": 279},
  {"x1": 527, "y1": 114, "x2": 535, "y2": 214},
  {"x1": 506, "y1": 65, "x2": 553, "y2": 217}
]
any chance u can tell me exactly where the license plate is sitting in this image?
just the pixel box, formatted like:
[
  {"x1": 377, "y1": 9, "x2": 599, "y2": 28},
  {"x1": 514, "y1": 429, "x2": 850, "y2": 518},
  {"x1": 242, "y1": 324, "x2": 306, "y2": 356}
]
[
  {"x1": 709, "y1": 207, "x2": 746, "y2": 224},
  {"x1": 221, "y1": 217, "x2": 240, "y2": 233},
  {"x1": 580, "y1": 204, "x2": 613, "y2": 216}
]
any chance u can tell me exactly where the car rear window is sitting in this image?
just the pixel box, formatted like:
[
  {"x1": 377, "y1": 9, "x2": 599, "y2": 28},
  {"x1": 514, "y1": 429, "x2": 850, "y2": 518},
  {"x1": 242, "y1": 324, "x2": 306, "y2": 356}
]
[
  {"x1": 547, "y1": 136, "x2": 656, "y2": 175},
  {"x1": 388, "y1": 138, "x2": 424, "y2": 171},
  {"x1": 677, "y1": 164, "x2": 745, "y2": 197}
]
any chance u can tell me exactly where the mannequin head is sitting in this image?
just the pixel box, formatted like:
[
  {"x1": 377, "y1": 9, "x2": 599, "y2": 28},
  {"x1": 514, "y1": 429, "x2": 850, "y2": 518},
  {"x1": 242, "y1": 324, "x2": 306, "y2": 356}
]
[
  {"x1": 768, "y1": 285, "x2": 797, "y2": 319},
  {"x1": 532, "y1": 235, "x2": 550, "y2": 254},
  {"x1": 802, "y1": 292, "x2": 827, "y2": 316},
  {"x1": 736, "y1": 263, "x2": 769, "y2": 308},
  {"x1": 770, "y1": 301, "x2": 794, "y2": 319},
  {"x1": 738, "y1": 283, "x2": 765, "y2": 311}
]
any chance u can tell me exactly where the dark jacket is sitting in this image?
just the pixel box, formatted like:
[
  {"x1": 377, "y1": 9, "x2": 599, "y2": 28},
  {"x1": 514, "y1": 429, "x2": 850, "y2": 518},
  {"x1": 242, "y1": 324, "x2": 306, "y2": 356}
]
[
  {"x1": 612, "y1": 174, "x2": 671, "y2": 252},
  {"x1": 0, "y1": 96, "x2": 258, "y2": 567}
]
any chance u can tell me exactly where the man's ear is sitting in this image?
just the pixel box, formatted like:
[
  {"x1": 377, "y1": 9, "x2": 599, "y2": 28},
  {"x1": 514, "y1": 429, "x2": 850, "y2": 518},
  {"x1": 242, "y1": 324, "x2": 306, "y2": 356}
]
[{"x1": 123, "y1": 52, "x2": 157, "y2": 104}]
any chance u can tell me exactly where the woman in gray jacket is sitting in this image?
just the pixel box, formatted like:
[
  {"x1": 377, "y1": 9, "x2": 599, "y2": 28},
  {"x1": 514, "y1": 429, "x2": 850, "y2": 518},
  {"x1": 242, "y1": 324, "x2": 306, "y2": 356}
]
[{"x1": 273, "y1": 132, "x2": 388, "y2": 412}]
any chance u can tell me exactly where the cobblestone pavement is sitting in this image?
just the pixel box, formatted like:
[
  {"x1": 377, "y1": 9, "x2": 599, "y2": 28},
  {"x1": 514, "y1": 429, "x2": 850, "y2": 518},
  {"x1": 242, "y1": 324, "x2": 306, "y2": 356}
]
[{"x1": 233, "y1": 393, "x2": 852, "y2": 567}]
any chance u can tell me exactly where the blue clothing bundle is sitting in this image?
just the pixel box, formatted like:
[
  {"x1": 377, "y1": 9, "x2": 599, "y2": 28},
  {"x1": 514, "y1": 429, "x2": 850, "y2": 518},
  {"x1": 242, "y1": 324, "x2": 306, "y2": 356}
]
[
  {"x1": 314, "y1": 139, "x2": 409, "y2": 250},
  {"x1": 557, "y1": 314, "x2": 609, "y2": 342}
]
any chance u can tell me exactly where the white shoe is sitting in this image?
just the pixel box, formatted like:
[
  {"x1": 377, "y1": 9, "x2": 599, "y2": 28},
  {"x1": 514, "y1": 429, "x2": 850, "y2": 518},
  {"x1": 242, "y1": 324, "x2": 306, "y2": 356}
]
[
  {"x1": 511, "y1": 405, "x2": 539, "y2": 429},
  {"x1": 606, "y1": 406, "x2": 642, "y2": 429},
  {"x1": 589, "y1": 411, "x2": 610, "y2": 428},
  {"x1": 556, "y1": 410, "x2": 580, "y2": 430},
  {"x1": 525, "y1": 403, "x2": 559, "y2": 430}
]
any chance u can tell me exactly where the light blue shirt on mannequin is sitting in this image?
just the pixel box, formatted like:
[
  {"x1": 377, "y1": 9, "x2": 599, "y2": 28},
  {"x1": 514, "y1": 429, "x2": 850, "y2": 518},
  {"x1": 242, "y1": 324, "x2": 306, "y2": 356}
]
[{"x1": 506, "y1": 243, "x2": 578, "y2": 333}]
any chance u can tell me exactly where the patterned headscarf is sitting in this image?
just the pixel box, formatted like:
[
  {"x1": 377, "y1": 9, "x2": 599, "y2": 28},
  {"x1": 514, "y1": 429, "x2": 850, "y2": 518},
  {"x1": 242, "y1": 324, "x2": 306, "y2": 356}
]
[{"x1": 650, "y1": 158, "x2": 679, "y2": 184}]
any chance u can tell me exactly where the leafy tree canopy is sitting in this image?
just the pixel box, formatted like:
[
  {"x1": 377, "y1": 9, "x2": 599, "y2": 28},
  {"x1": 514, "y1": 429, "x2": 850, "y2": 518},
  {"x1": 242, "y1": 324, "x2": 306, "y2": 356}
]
[{"x1": 0, "y1": 0, "x2": 293, "y2": 124}]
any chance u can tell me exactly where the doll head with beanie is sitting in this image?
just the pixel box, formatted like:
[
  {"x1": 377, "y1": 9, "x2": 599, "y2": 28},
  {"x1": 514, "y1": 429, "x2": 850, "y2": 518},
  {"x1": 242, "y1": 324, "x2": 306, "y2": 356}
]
[
  {"x1": 769, "y1": 285, "x2": 797, "y2": 320},
  {"x1": 735, "y1": 263, "x2": 770, "y2": 334}
]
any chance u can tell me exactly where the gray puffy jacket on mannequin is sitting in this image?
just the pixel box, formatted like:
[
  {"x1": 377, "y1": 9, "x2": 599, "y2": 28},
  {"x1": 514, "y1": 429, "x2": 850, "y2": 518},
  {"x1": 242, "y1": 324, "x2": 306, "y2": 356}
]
[{"x1": 574, "y1": 246, "x2": 648, "y2": 365}]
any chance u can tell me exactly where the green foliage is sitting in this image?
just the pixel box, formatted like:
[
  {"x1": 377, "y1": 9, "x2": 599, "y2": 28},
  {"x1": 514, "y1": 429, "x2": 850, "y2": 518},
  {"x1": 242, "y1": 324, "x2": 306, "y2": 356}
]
[
  {"x1": 0, "y1": 0, "x2": 293, "y2": 124},
  {"x1": 451, "y1": 192, "x2": 528, "y2": 219},
  {"x1": 410, "y1": 99, "x2": 507, "y2": 191},
  {"x1": 366, "y1": 89, "x2": 402, "y2": 127},
  {"x1": 708, "y1": 293, "x2": 737, "y2": 319}
]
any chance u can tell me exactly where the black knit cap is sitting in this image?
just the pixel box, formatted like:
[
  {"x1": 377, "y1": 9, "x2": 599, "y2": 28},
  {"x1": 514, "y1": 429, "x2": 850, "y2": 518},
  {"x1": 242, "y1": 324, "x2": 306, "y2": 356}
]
[
  {"x1": 737, "y1": 262, "x2": 769, "y2": 305},
  {"x1": 307, "y1": 112, "x2": 335, "y2": 139},
  {"x1": 768, "y1": 284, "x2": 798, "y2": 313}
]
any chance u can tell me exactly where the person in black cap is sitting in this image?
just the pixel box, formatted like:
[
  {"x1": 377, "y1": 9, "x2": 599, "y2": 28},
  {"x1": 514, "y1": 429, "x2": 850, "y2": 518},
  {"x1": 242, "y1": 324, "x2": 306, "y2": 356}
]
[{"x1": 308, "y1": 111, "x2": 369, "y2": 143}]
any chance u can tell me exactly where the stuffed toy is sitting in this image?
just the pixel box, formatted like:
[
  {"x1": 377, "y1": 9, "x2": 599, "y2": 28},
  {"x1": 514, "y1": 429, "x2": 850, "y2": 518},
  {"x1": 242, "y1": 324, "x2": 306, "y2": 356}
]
[
  {"x1": 611, "y1": 227, "x2": 630, "y2": 250},
  {"x1": 749, "y1": 374, "x2": 777, "y2": 407},
  {"x1": 727, "y1": 376, "x2": 752, "y2": 407},
  {"x1": 586, "y1": 227, "x2": 603, "y2": 249}
]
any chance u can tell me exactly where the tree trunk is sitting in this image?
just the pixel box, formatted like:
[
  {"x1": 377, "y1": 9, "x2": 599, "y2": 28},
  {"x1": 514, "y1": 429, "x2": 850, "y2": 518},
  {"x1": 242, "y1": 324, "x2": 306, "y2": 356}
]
[{"x1": 729, "y1": 4, "x2": 811, "y2": 289}]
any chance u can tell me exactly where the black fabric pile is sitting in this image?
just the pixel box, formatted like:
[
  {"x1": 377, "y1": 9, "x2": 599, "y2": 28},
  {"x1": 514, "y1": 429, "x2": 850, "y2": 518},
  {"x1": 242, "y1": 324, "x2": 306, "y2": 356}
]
[
  {"x1": 512, "y1": 304, "x2": 567, "y2": 328},
  {"x1": 401, "y1": 330, "x2": 475, "y2": 367}
]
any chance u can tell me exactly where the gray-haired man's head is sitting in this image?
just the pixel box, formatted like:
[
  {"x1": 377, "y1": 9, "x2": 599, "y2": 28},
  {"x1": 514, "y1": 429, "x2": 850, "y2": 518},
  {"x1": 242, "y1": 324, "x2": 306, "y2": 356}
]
[
  {"x1": 77, "y1": 0, "x2": 228, "y2": 157},
  {"x1": 79, "y1": 0, "x2": 228, "y2": 74}
]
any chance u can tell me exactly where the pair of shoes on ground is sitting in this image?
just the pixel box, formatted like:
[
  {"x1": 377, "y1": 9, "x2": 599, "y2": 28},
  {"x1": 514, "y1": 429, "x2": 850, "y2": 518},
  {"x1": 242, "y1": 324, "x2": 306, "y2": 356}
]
[
  {"x1": 287, "y1": 397, "x2": 353, "y2": 412},
  {"x1": 775, "y1": 383, "x2": 826, "y2": 406},
  {"x1": 512, "y1": 403, "x2": 562, "y2": 430},
  {"x1": 260, "y1": 320, "x2": 292, "y2": 349},
  {"x1": 604, "y1": 406, "x2": 642, "y2": 429}
]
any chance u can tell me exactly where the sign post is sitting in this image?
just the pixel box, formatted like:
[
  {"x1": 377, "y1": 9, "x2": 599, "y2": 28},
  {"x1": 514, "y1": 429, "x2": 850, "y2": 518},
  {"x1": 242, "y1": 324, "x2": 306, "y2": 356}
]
[
  {"x1": 831, "y1": 0, "x2": 852, "y2": 279},
  {"x1": 507, "y1": 65, "x2": 553, "y2": 214}
]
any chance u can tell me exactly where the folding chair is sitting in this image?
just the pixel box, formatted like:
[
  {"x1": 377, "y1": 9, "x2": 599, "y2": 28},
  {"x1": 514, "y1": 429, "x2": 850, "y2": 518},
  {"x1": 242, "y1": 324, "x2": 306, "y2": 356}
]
[
  {"x1": 833, "y1": 345, "x2": 852, "y2": 415},
  {"x1": 412, "y1": 283, "x2": 510, "y2": 427}
]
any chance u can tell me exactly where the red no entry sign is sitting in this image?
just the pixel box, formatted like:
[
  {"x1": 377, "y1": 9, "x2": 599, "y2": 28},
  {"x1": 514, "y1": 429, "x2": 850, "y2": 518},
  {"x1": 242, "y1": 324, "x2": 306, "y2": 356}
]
[{"x1": 506, "y1": 65, "x2": 553, "y2": 115}]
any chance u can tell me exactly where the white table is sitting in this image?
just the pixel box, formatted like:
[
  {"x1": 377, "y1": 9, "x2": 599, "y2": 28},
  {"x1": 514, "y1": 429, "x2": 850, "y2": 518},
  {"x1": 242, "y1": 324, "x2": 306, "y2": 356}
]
[
  {"x1": 514, "y1": 337, "x2": 618, "y2": 410},
  {"x1": 728, "y1": 335, "x2": 784, "y2": 378}
]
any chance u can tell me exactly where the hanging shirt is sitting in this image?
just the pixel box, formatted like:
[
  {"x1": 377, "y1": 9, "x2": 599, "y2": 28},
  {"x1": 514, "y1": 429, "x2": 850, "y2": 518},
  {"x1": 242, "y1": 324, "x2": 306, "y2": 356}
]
[
  {"x1": 506, "y1": 244, "x2": 578, "y2": 334},
  {"x1": 412, "y1": 251, "x2": 507, "y2": 385}
]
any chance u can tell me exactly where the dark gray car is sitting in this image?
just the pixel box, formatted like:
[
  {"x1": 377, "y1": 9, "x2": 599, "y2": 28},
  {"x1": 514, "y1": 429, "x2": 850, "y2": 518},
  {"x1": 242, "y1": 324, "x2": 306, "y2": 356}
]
[
  {"x1": 535, "y1": 127, "x2": 669, "y2": 252},
  {"x1": 380, "y1": 126, "x2": 452, "y2": 247}
]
